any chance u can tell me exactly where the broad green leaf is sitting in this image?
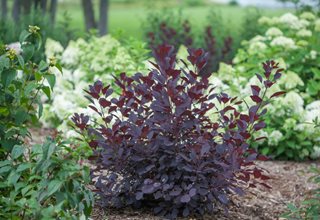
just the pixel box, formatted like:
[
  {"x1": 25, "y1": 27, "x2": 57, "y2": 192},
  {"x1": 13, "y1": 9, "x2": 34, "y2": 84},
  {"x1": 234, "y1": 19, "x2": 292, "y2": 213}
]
[
  {"x1": 47, "y1": 179, "x2": 63, "y2": 197},
  {"x1": 45, "y1": 74, "x2": 56, "y2": 90},
  {"x1": 0, "y1": 166, "x2": 11, "y2": 174},
  {"x1": 17, "y1": 55, "x2": 25, "y2": 67},
  {"x1": 1, "y1": 69, "x2": 17, "y2": 87},
  {"x1": 0, "y1": 107, "x2": 9, "y2": 116},
  {"x1": 11, "y1": 145, "x2": 24, "y2": 159},
  {"x1": 42, "y1": 86, "x2": 51, "y2": 99},
  {"x1": 0, "y1": 55, "x2": 10, "y2": 72},
  {"x1": 7, "y1": 171, "x2": 20, "y2": 185},
  {"x1": 19, "y1": 30, "x2": 31, "y2": 43},
  {"x1": 16, "y1": 163, "x2": 32, "y2": 172},
  {"x1": 39, "y1": 60, "x2": 49, "y2": 72},
  {"x1": 14, "y1": 109, "x2": 29, "y2": 125},
  {"x1": 21, "y1": 44, "x2": 35, "y2": 62},
  {"x1": 24, "y1": 81, "x2": 38, "y2": 96}
]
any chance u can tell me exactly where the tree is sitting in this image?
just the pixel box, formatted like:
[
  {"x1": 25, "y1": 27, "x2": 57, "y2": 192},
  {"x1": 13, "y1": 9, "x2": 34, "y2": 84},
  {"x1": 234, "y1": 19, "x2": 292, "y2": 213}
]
[
  {"x1": 1, "y1": 0, "x2": 7, "y2": 20},
  {"x1": 81, "y1": 0, "x2": 110, "y2": 36},
  {"x1": 99, "y1": 0, "x2": 109, "y2": 36},
  {"x1": 81, "y1": 0, "x2": 96, "y2": 31},
  {"x1": 12, "y1": 0, "x2": 21, "y2": 22},
  {"x1": 49, "y1": 0, "x2": 57, "y2": 24}
]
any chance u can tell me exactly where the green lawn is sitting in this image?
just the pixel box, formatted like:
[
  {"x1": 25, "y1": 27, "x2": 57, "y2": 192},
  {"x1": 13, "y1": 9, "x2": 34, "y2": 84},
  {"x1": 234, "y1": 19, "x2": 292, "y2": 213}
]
[{"x1": 57, "y1": 1, "x2": 292, "y2": 40}]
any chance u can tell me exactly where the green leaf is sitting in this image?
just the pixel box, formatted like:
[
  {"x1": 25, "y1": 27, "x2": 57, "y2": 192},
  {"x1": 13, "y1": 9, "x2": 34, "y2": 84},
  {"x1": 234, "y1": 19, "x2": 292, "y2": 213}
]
[
  {"x1": 16, "y1": 163, "x2": 32, "y2": 172},
  {"x1": 0, "y1": 55, "x2": 10, "y2": 72},
  {"x1": 7, "y1": 171, "x2": 20, "y2": 185},
  {"x1": 0, "y1": 166, "x2": 11, "y2": 174},
  {"x1": 11, "y1": 145, "x2": 24, "y2": 159},
  {"x1": 15, "y1": 109, "x2": 29, "y2": 125},
  {"x1": 55, "y1": 63, "x2": 63, "y2": 73},
  {"x1": 47, "y1": 179, "x2": 63, "y2": 197},
  {"x1": 21, "y1": 44, "x2": 34, "y2": 62},
  {"x1": 17, "y1": 55, "x2": 24, "y2": 67},
  {"x1": 24, "y1": 81, "x2": 38, "y2": 96},
  {"x1": 1, "y1": 69, "x2": 17, "y2": 87},
  {"x1": 41, "y1": 86, "x2": 51, "y2": 99},
  {"x1": 45, "y1": 74, "x2": 56, "y2": 90},
  {"x1": 0, "y1": 107, "x2": 9, "y2": 116},
  {"x1": 39, "y1": 60, "x2": 49, "y2": 72},
  {"x1": 311, "y1": 68, "x2": 320, "y2": 79},
  {"x1": 19, "y1": 30, "x2": 31, "y2": 43},
  {"x1": 38, "y1": 101, "x2": 43, "y2": 118}
]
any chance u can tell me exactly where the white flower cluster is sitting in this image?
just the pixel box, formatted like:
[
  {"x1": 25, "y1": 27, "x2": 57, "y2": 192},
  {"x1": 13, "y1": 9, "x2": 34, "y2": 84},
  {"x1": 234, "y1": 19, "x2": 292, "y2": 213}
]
[
  {"x1": 41, "y1": 36, "x2": 149, "y2": 134},
  {"x1": 270, "y1": 36, "x2": 296, "y2": 49}
]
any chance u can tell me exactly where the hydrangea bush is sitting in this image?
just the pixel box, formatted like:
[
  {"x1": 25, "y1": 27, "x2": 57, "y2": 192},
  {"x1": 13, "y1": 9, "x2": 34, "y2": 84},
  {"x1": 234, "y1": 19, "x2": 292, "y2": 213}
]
[
  {"x1": 215, "y1": 12, "x2": 320, "y2": 160},
  {"x1": 41, "y1": 36, "x2": 149, "y2": 136},
  {"x1": 72, "y1": 44, "x2": 284, "y2": 218}
]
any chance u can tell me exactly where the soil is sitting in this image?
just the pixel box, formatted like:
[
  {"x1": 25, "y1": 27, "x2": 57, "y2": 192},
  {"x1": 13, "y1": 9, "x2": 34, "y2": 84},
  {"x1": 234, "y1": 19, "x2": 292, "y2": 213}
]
[{"x1": 29, "y1": 128, "x2": 320, "y2": 220}]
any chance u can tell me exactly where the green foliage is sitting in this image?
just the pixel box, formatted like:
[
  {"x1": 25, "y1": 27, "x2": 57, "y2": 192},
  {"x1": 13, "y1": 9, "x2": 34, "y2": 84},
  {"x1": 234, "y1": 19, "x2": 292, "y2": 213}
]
[
  {"x1": 0, "y1": 26, "x2": 56, "y2": 159},
  {"x1": 0, "y1": 138, "x2": 93, "y2": 219},
  {"x1": 0, "y1": 27, "x2": 93, "y2": 219}
]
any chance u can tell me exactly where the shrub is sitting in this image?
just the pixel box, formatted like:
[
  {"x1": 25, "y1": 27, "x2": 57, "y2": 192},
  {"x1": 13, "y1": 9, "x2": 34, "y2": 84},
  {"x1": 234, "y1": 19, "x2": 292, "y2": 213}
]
[
  {"x1": 144, "y1": 10, "x2": 234, "y2": 74},
  {"x1": 0, "y1": 138, "x2": 93, "y2": 219},
  {"x1": 215, "y1": 12, "x2": 320, "y2": 160},
  {"x1": 73, "y1": 44, "x2": 284, "y2": 218},
  {"x1": 0, "y1": 27, "x2": 93, "y2": 219}
]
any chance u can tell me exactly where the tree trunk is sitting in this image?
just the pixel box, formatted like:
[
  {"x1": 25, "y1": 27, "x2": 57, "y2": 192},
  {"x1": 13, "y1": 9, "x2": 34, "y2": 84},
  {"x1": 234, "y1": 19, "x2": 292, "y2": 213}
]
[
  {"x1": 81, "y1": 0, "x2": 96, "y2": 31},
  {"x1": 49, "y1": 0, "x2": 57, "y2": 24},
  {"x1": 12, "y1": 0, "x2": 21, "y2": 22},
  {"x1": 1, "y1": 0, "x2": 7, "y2": 20},
  {"x1": 99, "y1": 0, "x2": 109, "y2": 36},
  {"x1": 21, "y1": 0, "x2": 32, "y2": 14},
  {"x1": 40, "y1": 0, "x2": 47, "y2": 14}
]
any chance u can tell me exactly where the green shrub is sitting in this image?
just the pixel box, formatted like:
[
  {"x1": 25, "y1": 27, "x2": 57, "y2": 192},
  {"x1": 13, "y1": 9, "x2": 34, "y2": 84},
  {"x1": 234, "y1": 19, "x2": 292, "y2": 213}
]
[
  {"x1": 0, "y1": 138, "x2": 93, "y2": 219},
  {"x1": 0, "y1": 27, "x2": 93, "y2": 219}
]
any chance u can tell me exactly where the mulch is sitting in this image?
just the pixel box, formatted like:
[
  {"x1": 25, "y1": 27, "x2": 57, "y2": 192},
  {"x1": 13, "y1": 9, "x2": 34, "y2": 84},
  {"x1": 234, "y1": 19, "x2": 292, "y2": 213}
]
[{"x1": 28, "y1": 128, "x2": 320, "y2": 220}]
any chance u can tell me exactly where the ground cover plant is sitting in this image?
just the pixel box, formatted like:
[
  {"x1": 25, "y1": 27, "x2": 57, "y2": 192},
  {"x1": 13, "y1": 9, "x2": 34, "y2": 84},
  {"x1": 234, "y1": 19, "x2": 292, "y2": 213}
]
[
  {"x1": 0, "y1": 27, "x2": 93, "y2": 219},
  {"x1": 215, "y1": 11, "x2": 320, "y2": 160},
  {"x1": 73, "y1": 43, "x2": 285, "y2": 219}
]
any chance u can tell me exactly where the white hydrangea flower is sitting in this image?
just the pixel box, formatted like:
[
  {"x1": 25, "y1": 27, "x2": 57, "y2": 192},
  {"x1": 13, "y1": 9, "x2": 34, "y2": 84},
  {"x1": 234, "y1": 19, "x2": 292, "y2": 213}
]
[
  {"x1": 258, "y1": 16, "x2": 278, "y2": 25},
  {"x1": 296, "y1": 29, "x2": 312, "y2": 37},
  {"x1": 265, "y1": 27, "x2": 283, "y2": 37},
  {"x1": 268, "y1": 130, "x2": 283, "y2": 146},
  {"x1": 283, "y1": 91, "x2": 304, "y2": 114},
  {"x1": 45, "y1": 38, "x2": 64, "y2": 59},
  {"x1": 248, "y1": 41, "x2": 267, "y2": 54},
  {"x1": 315, "y1": 19, "x2": 320, "y2": 32},
  {"x1": 279, "y1": 71, "x2": 304, "y2": 90},
  {"x1": 217, "y1": 63, "x2": 236, "y2": 82},
  {"x1": 61, "y1": 41, "x2": 80, "y2": 66},
  {"x1": 311, "y1": 146, "x2": 320, "y2": 159},
  {"x1": 250, "y1": 35, "x2": 267, "y2": 43},
  {"x1": 300, "y1": 12, "x2": 316, "y2": 21},
  {"x1": 304, "y1": 101, "x2": 320, "y2": 123},
  {"x1": 270, "y1": 36, "x2": 296, "y2": 49},
  {"x1": 278, "y1": 13, "x2": 307, "y2": 30},
  {"x1": 310, "y1": 50, "x2": 317, "y2": 59},
  {"x1": 284, "y1": 118, "x2": 297, "y2": 130}
]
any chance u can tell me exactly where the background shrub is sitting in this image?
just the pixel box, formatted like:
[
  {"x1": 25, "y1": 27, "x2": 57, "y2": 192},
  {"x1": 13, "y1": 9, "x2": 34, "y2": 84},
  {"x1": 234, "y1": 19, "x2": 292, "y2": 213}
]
[{"x1": 73, "y1": 44, "x2": 284, "y2": 218}]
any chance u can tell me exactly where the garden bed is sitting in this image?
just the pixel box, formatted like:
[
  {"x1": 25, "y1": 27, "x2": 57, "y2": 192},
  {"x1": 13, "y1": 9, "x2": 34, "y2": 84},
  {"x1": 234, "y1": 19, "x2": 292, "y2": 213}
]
[{"x1": 28, "y1": 128, "x2": 319, "y2": 220}]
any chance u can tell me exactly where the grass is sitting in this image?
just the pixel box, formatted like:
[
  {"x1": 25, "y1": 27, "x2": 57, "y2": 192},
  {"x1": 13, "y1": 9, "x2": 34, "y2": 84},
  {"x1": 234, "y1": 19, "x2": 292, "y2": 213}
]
[{"x1": 56, "y1": 1, "x2": 292, "y2": 40}]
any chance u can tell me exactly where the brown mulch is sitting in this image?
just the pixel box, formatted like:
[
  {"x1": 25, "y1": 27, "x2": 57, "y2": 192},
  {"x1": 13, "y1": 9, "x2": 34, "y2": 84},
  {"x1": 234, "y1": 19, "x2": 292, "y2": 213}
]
[{"x1": 29, "y1": 128, "x2": 320, "y2": 220}]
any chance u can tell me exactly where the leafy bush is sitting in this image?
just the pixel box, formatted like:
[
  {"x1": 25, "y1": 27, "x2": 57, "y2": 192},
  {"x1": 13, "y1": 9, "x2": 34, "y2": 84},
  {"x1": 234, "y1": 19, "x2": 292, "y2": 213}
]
[
  {"x1": 0, "y1": 27, "x2": 93, "y2": 219},
  {"x1": 215, "y1": 12, "x2": 320, "y2": 160},
  {"x1": 41, "y1": 35, "x2": 149, "y2": 135},
  {"x1": 144, "y1": 9, "x2": 234, "y2": 74},
  {"x1": 0, "y1": 25, "x2": 56, "y2": 158},
  {"x1": 0, "y1": 138, "x2": 93, "y2": 219},
  {"x1": 73, "y1": 44, "x2": 284, "y2": 218}
]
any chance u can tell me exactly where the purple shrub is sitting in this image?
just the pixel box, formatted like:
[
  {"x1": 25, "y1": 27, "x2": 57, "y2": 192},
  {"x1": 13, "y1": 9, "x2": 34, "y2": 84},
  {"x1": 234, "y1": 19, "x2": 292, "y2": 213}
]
[{"x1": 73, "y1": 44, "x2": 284, "y2": 219}]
